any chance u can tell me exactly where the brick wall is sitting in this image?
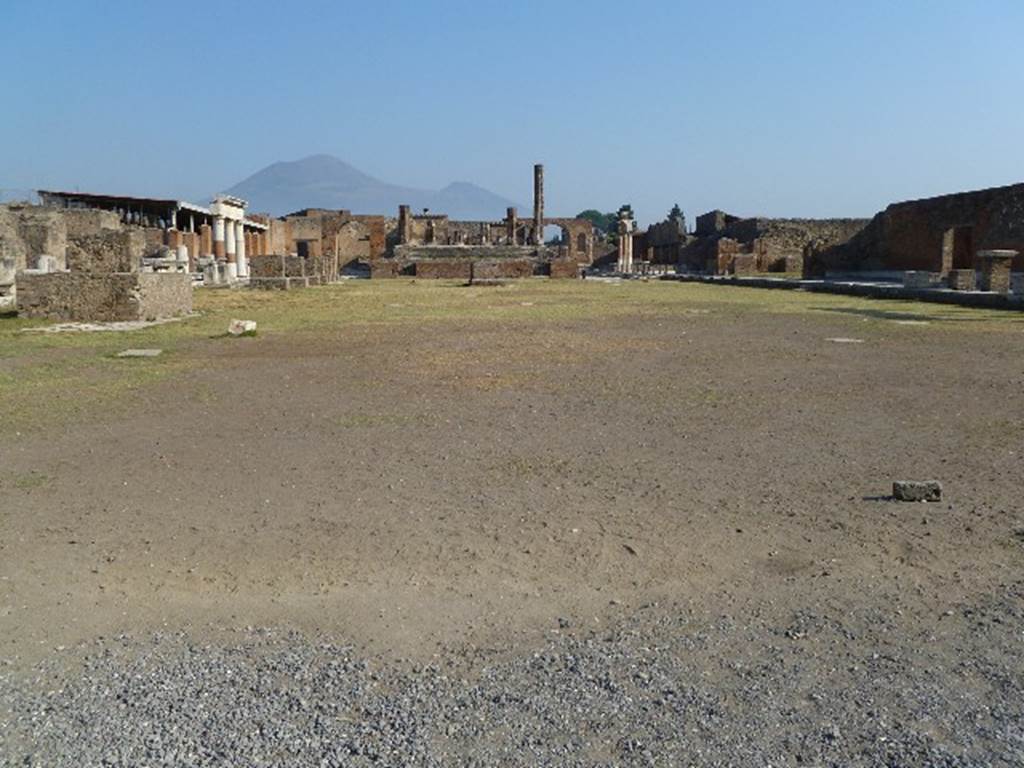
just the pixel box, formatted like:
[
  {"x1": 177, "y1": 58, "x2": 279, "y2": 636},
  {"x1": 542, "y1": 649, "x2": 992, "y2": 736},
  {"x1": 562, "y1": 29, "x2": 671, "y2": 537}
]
[{"x1": 471, "y1": 258, "x2": 536, "y2": 279}]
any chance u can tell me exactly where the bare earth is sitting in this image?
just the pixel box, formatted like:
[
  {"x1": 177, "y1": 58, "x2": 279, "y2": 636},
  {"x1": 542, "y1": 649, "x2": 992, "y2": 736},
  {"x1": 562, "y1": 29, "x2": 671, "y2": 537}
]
[{"x1": 1, "y1": 280, "x2": 1022, "y2": 765}]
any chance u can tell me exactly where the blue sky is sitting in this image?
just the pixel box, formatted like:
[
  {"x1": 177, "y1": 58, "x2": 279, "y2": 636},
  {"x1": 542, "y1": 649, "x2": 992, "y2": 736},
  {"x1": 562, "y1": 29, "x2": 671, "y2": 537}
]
[{"x1": 2, "y1": 0, "x2": 1022, "y2": 224}]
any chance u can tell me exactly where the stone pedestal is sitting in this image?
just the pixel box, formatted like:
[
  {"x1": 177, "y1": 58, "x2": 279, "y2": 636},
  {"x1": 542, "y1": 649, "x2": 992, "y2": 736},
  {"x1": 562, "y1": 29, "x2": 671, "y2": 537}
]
[
  {"x1": 947, "y1": 269, "x2": 975, "y2": 291},
  {"x1": 977, "y1": 250, "x2": 1017, "y2": 293}
]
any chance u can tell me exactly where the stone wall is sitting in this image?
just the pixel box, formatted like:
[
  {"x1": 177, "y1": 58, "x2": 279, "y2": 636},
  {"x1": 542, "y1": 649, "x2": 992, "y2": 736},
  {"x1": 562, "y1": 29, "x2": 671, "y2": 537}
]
[
  {"x1": 471, "y1": 258, "x2": 536, "y2": 279},
  {"x1": 679, "y1": 215, "x2": 867, "y2": 275},
  {"x1": 415, "y1": 260, "x2": 473, "y2": 280},
  {"x1": 0, "y1": 205, "x2": 68, "y2": 271},
  {"x1": 66, "y1": 230, "x2": 146, "y2": 273},
  {"x1": 16, "y1": 272, "x2": 190, "y2": 321},
  {"x1": 807, "y1": 183, "x2": 1024, "y2": 277}
]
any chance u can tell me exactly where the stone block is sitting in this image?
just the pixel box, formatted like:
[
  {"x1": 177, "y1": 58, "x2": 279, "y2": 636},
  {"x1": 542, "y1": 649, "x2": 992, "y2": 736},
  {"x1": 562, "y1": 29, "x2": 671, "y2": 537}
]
[
  {"x1": 228, "y1": 319, "x2": 257, "y2": 336},
  {"x1": 977, "y1": 250, "x2": 1016, "y2": 293},
  {"x1": 903, "y1": 271, "x2": 938, "y2": 289},
  {"x1": 947, "y1": 269, "x2": 975, "y2": 291},
  {"x1": 1011, "y1": 273, "x2": 1024, "y2": 296},
  {"x1": 893, "y1": 480, "x2": 942, "y2": 502}
]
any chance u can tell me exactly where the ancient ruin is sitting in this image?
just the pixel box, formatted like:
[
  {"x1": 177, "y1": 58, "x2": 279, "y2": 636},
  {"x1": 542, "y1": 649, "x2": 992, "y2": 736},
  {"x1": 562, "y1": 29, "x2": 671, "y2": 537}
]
[
  {"x1": 1, "y1": 201, "x2": 191, "y2": 321},
  {"x1": 373, "y1": 165, "x2": 595, "y2": 279}
]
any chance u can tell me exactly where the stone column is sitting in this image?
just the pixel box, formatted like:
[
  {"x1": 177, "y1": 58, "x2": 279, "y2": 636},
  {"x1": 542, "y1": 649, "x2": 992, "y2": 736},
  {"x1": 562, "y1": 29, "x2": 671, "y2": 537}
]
[
  {"x1": 235, "y1": 221, "x2": 247, "y2": 278},
  {"x1": 506, "y1": 207, "x2": 518, "y2": 245},
  {"x1": 399, "y1": 205, "x2": 412, "y2": 244},
  {"x1": 977, "y1": 250, "x2": 1017, "y2": 293},
  {"x1": 224, "y1": 219, "x2": 237, "y2": 281},
  {"x1": 533, "y1": 164, "x2": 544, "y2": 247},
  {"x1": 212, "y1": 215, "x2": 226, "y2": 261}
]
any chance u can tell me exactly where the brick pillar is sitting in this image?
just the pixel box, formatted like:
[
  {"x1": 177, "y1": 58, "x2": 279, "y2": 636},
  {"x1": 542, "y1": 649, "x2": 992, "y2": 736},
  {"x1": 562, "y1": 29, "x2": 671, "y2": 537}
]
[
  {"x1": 506, "y1": 207, "x2": 517, "y2": 245},
  {"x1": 200, "y1": 224, "x2": 213, "y2": 258}
]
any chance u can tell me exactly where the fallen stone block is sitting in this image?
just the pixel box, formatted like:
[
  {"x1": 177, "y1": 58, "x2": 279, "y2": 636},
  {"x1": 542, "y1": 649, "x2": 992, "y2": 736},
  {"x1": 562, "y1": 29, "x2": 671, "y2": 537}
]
[
  {"x1": 116, "y1": 348, "x2": 162, "y2": 358},
  {"x1": 228, "y1": 319, "x2": 257, "y2": 336},
  {"x1": 893, "y1": 480, "x2": 942, "y2": 502}
]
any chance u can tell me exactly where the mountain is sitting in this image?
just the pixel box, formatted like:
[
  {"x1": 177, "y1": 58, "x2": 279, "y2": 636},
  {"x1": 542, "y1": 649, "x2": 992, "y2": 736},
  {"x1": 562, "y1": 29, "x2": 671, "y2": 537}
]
[{"x1": 224, "y1": 155, "x2": 523, "y2": 219}]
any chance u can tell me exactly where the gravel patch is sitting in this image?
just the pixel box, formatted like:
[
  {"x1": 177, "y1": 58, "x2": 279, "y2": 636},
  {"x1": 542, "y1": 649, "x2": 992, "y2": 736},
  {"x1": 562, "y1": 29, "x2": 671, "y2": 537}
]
[{"x1": 4, "y1": 590, "x2": 1022, "y2": 767}]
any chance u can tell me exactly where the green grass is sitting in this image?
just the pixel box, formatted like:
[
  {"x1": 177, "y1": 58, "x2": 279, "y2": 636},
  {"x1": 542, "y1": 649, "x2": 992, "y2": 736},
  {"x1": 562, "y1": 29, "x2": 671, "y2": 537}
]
[{"x1": 0, "y1": 279, "x2": 1020, "y2": 435}]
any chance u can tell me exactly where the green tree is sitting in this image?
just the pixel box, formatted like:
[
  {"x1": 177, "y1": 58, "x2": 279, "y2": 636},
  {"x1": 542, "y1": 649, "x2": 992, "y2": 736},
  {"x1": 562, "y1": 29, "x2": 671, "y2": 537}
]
[{"x1": 575, "y1": 209, "x2": 617, "y2": 235}]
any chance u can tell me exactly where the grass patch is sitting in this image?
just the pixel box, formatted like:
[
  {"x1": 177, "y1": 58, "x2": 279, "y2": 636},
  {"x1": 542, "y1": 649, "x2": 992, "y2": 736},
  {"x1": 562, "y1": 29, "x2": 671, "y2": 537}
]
[{"x1": 1, "y1": 279, "x2": 1020, "y2": 435}]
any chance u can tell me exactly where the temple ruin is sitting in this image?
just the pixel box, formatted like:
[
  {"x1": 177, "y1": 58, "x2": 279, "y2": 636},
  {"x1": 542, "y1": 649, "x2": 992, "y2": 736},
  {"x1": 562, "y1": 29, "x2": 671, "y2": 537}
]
[{"x1": 372, "y1": 165, "x2": 596, "y2": 279}]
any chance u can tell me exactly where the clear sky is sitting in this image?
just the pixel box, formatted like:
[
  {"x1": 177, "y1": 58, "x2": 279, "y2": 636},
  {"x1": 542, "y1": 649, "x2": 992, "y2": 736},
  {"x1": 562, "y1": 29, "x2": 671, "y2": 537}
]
[{"x1": 2, "y1": 0, "x2": 1022, "y2": 224}]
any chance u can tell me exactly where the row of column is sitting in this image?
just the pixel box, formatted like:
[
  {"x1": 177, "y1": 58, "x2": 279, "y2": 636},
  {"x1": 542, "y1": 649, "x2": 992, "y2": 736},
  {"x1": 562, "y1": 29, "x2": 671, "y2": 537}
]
[{"x1": 211, "y1": 216, "x2": 249, "y2": 279}]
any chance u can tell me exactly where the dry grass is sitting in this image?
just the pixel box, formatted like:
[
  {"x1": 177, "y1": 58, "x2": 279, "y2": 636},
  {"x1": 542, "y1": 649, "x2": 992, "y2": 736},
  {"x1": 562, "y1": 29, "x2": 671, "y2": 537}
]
[{"x1": 0, "y1": 279, "x2": 1021, "y2": 435}]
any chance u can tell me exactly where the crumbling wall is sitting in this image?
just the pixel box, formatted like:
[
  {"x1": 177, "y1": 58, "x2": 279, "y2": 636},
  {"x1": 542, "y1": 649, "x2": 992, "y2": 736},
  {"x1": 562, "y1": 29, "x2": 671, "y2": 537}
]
[
  {"x1": 0, "y1": 205, "x2": 68, "y2": 270},
  {"x1": 16, "y1": 272, "x2": 189, "y2": 321},
  {"x1": 66, "y1": 230, "x2": 146, "y2": 273}
]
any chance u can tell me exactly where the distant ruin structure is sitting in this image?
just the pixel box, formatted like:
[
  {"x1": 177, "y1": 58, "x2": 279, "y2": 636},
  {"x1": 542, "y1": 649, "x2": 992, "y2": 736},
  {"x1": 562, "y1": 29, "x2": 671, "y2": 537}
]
[
  {"x1": 373, "y1": 164, "x2": 596, "y2": 279},
  {"x1": 805, "y1": 182, "x2": 1024, "y2": 281}
]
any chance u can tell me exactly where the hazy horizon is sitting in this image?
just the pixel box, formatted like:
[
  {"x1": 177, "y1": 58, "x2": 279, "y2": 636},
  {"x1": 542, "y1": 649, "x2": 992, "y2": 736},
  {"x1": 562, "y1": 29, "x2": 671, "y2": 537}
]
[{"x1": 2, "y1": 0, "x2": 1022, "y2": 225}]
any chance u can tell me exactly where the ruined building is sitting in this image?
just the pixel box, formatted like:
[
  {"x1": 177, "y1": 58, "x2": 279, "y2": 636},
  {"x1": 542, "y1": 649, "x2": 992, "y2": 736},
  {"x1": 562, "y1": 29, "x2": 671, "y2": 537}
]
[
  {"x1": 373, "y1": 165, "x2": 596, "y2": 279},
  {"x1": 37, "y1": 190, "x2": 269, "y2": 284},
  {"x1": 804, "y1": 182, "x2": 1024, "y2": 281},
  {"x1": 2, "y1": 201, "x2": 192, "y2": 321},
  {"x1": 672, "y1": 211, "x2": 869, "y2": 275}
]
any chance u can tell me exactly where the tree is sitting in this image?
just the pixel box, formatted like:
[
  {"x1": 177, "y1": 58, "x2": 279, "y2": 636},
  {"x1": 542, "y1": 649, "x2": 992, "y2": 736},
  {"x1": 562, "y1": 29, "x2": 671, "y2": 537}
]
[{"x1": 574, "y1": 209, "x2": 617, "y2": 236}]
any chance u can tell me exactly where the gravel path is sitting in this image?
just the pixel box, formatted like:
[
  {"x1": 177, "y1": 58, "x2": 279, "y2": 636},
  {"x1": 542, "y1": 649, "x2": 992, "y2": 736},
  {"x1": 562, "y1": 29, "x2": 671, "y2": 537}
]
[{"x1": 4, "y1": 590, "x2": 1022, "y2": 767}]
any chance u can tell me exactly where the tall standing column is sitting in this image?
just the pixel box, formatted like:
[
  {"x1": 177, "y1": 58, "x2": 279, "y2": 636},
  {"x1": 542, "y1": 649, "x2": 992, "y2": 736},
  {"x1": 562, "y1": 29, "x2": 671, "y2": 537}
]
[
  {"x1": 506, "y1": 207, "x2": 518, "y2": 245},
  {"x1": 533, "y1": 164, "x2": 544, "y2": 247},
  {"x1": 224, "y1": 219, "x2": 237, "y2": 281},
  {"x1": 235, "y1": 221, "x2": 247, "y2": 278},
  {"x1": 213, "y1": 215, "x2": 226, "y2": 261}
]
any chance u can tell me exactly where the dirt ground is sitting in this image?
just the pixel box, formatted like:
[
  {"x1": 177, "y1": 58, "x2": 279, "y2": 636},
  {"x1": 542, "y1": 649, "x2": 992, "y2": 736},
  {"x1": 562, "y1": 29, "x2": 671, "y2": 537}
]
[{"x1": 1, "y1": 280, "x2": 1021, "y2": 671}]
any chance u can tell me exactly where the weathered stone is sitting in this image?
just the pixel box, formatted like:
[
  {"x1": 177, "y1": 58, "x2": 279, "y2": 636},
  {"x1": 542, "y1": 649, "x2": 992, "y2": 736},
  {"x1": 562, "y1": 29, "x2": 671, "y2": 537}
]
[
  {"x1": 116, "y1": 348, "x2": 162, "y2": 358},
  {"x1": 893, "y1": 480, "x2": 942, "y2": 502},
  {"x1": 947, "y1": 269, "x2": 976, "y2": 291},
  {"x1": 977, "y1": 250, "x2": 1017, "y2": 293},
  {"x1": 228, "y1": 319, "x2": 257, "y2": 336},
  {"x1": 16, "y1": 272, "x2": 191, "y2": 321}
]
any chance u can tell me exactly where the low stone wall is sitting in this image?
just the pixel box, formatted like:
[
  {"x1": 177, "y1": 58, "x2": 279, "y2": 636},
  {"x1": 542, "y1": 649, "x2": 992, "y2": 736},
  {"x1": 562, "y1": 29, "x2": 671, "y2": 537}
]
[
  {"x1": 415, "y1": 260, "x2": 473, "y2": 280},
  {"x1": 16, "y1": 271, "x2": 190, "y2": 321},
  {"x1": 550, "y1": 258, "x2": 582, "y2": 279},
  {"x1": 137, "y1": 273, "x2": 191, "y2": 320},
  {"x1": 471, "y1": 258, "x2": 536, "y2": 280}
]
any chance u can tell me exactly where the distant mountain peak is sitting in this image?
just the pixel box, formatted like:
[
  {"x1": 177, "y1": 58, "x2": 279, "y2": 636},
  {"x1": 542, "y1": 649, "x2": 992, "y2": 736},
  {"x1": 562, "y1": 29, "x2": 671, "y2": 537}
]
[{"x1": 225, "y1": 157, "x2": 521, "y2": 218}]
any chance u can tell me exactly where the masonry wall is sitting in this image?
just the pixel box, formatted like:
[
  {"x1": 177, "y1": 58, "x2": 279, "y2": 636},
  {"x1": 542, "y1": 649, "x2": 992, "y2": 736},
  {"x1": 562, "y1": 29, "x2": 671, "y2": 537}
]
[
  {"x1": 0, "y1": 205, "x2": 68, "y2": 270},
  {"x1": 137, "y1": 273, "x2": 192, "y2": 320},
  {"x1": 808, "y1": 183, "x2": 1024, "y2": 276},
  {"x1": 16, "y1": 272, "x2": 190, "y2": 321},
  {"x1": 66, "y1": 230, "x2": 146, "y2": 273}
]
